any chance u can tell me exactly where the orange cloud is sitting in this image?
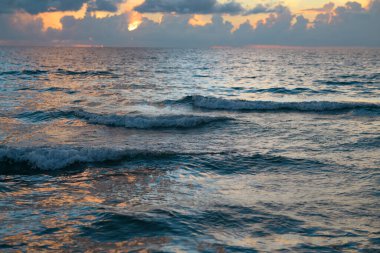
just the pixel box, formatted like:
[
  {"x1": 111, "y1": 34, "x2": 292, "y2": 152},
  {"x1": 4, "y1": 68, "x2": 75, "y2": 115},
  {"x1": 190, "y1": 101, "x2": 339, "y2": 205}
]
[
  {"x1": 119, "y1": 0, "x2": 144, "y2": 12},
  {"x1": 189, "y1": 15, "x2": 212, "y2": 26},
  {"x1": 36, "y1": 0, "x2": 147, "y2": 32},
  {"x1": 128, "y1": 12, "x2": 143, "y2": 31},
  {"x1": 37, "y1": 3, "x2": 88, "y2": 30}
]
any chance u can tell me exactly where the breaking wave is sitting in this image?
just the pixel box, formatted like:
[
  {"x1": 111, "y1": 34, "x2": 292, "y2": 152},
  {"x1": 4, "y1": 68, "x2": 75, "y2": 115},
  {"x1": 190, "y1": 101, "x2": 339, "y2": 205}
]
[
  {"x1": 0, "y1": 146, "x2": 178, "y2": 170},
  {"x1": 73, "y1": 110, "x2": 230, "y2": 129},
  {"x1": 0, "y1": 146, "x2": 231, "y2": 170},
  {"x1": 166, "y1": 95, "x2": 380, "y2": 112}
]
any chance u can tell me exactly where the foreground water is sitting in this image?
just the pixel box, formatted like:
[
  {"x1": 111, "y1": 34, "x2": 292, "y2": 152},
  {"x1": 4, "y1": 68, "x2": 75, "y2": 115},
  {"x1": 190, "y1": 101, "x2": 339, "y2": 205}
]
[{"x1": 0, "y1": 47, "x2": 379, "y2": 252}]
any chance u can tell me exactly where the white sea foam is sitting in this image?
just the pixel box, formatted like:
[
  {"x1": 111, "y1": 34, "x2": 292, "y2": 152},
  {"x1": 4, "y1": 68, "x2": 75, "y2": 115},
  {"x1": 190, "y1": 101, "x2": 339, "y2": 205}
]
[
  {"x1": 182, "y1": 95, "x2": 380, "y2": 111},
  {"x1": 0, "y1": 146, "x2": 173, "y2": 170},
  {"x1": 72, "y1": 110, "x2": 229, "y2": 129}
]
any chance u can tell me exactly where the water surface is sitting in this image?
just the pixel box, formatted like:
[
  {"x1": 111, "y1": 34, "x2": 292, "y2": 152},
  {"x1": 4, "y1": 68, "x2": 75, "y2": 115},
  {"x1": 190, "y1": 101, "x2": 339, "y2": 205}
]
[{"x1": 0, "y1": 47, "x2": 379, "y2": 252}]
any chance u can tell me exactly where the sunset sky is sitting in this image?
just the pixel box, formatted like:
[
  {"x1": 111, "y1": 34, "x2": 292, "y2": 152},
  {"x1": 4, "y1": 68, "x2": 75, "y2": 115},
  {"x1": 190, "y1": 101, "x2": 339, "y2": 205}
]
[{"x1": 0, "y1": 0, "x2": 379, "y2": 47}]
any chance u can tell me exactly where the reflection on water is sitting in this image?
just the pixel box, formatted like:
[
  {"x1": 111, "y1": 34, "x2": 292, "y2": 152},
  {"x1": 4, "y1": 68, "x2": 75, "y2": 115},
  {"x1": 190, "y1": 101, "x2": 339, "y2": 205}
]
[
  {"x1": 1, "y1": 155, "x2": 379, "y2": 251},
  {"x1": 0, "y1": 47, "x2": 379, "y2": 251}
]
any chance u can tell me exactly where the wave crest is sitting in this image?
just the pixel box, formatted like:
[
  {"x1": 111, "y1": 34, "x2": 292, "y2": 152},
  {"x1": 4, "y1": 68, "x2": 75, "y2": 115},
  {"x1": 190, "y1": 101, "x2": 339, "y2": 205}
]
[
  {"x1": 17, "y1": 110, "x2": 230, "y2": 129},
  {"x1": 169, "y1": 95, "x2": 380, "y2": 112},
  {"x1": 0, "y1": 146, "x2": 176, "y2": 170},
  {"x1": 73, "y1": 110, "x2": 230, "y2": 129}
]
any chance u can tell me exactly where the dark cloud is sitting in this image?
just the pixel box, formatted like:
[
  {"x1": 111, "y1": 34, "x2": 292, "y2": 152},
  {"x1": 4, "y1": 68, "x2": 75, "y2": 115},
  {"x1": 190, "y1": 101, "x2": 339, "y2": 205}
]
[
  {"x1": 0, "y1": 0, "x2": 86, "y2": 14},
  {"x1": 87, "y1": 0, "x2": 124, "y2": 12},
  {"x1": 0, "y1": 0, "x2": 122, "y2": 14},
  {"x1": 134, "y1": 0, "x2": 244, "y2": 15}
]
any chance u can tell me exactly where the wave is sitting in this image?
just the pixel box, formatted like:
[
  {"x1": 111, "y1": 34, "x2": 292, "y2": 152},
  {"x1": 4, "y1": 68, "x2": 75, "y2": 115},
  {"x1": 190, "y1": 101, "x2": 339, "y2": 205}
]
[
  {"x1": 0, "y1": 146, "x2": 230, "y2": 170},
  {"x1": 55, "y1": 69, "x2": 117, "y2": 77},
  {"x1": 0, "y1": 146, "x2": 179, "y2": 170},
  {"x1": 16, "y1": 110, "x2": 230, "y2": 129},
  {"x1": 366, "y1": 73, "x2": 380, "y2": 80},
  {"x1": 317, "y1": 79, "x2": 379, "y2": 86},
  {"x1": 16, "y1": 110, "x2": 70, "y2": 123},
  {"x1": 0, "y1": 70, "x2": 48, "y2": 76},
  {"x1": 73, "y1": 110, "x2": 230, "y2": 129},
  {"x1": 190, "y1": 153, "x2": 326, "y2": 175},
  {"x1": 166, "y1": 95, "x2": 380, "y2": 112},
  {"x1": 16, "y1": 86, "x2": 77, "y2": 94},
  {"x1": 0, "y1": 69, "x2": 117, "y2": 77},
  {"x1": 337, "y1": 73, "x2": 380, "y2": 80},
  {"x1": 322, "y1": 80, "x2": 375, "y2": 86},
  {"x1": 228, "y1": 87, "x2": 337, "y2": 95},
  {"x1": 250, "y1": 87, "x2": 319, "y2": 95},
  {"x1": 193, "y1": 74, "x2": 211, "y2": 78}
]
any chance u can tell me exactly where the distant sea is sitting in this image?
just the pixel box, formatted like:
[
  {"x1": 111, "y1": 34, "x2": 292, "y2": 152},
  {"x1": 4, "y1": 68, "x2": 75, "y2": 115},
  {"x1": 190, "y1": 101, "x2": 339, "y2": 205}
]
[{"x1": 0, "y1": 47, "x2": 379, "y2": 252}]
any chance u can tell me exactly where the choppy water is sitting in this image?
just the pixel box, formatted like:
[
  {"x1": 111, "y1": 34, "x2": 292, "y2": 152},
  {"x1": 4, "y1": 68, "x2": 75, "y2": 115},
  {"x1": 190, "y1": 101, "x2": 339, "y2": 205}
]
[{"x1": 0, "y1": 47, "x2": 379, "y2": 252}]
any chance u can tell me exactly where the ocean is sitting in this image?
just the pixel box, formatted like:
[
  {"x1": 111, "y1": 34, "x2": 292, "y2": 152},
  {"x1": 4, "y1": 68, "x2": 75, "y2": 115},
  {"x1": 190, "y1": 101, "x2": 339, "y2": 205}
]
[{"x1": 0, "y1": 47, "x2": 379, "y2": 252}]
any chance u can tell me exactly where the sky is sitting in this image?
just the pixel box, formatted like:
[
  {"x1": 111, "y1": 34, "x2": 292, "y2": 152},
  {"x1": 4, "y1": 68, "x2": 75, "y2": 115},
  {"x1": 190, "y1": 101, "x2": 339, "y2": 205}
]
[{"x1": 0, "y1": 0, "x2": 379, "y2": 47}]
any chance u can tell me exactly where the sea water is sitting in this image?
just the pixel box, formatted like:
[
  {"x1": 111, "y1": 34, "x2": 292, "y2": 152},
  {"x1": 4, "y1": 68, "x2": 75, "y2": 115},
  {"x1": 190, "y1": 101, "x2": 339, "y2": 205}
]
[{"x1": 0, "y1": 47, "x2": 379, "y2": 252}]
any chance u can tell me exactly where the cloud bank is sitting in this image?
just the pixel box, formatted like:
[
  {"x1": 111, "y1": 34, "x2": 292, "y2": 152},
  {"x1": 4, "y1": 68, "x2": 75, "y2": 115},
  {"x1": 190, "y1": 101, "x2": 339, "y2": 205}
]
[{"x1": 0, "y1": 0, "x2": 379, "y2": 47}]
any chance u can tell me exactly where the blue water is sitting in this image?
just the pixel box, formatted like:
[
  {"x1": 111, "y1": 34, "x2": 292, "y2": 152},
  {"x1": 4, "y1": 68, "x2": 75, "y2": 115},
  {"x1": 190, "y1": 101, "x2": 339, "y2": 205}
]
[{"x1": 0, "y1": 47, "x2": 379, "y2": 252}]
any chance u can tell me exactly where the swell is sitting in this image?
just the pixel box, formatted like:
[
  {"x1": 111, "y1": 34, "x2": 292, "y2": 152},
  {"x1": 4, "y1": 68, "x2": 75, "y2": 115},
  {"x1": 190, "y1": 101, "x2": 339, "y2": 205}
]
[
  {"x1": 16, "y1": 110, "x2": 231, "y2": 129},
  {"x1": 165, "y1": 95, "x2": 380, "y2": 112}
]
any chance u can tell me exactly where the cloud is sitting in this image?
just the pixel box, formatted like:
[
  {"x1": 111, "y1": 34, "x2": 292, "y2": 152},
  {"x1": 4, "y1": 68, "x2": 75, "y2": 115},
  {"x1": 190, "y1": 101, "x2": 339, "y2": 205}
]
[
  {"x1": 0, "y1": 0, "x2": 379, "y2": 47},
  {"x1": 0, "y1": 0, "x2": 87, "y2": 14},
  {"x1": 303, "y1": 2, "x2": 335, "y2": 13},
  {"x1": 244, "y1": 4, "x2": 270, "y2": 15},
  {"x1": 244, "y1": 4, "x2": 288, "y2": 15},
  {"x1": 233, "y1": 0, "x2": 380, "y2": 47},
  {"x1": 41, "y1": 13, "x2": 234, "y2": 47},
  {"x1": 0, "y1": 0, "x2": 122, "y2": 14},
  {"x1": 133, "y1": 15, "x2": 234, "y2": 47},
  {"x1": 134, "y1": 0, "x2": 244, "y2": 15},
  {"x1": 0, "y1": 13, "x2": 45, "y2": 45},
  {"x1": 87, "y1": 0, "x2": 124, "y2": 12}
]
